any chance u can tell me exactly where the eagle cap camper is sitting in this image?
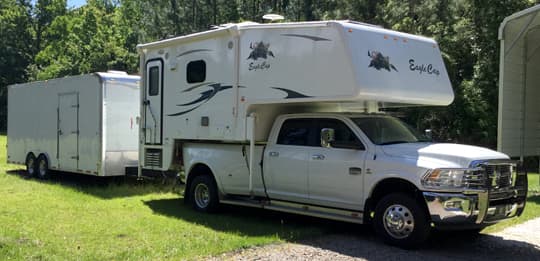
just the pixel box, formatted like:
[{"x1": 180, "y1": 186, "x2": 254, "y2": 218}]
[
  {"x1": 137, "y1": 21, "x2": 526, "y2": 248},
  {"x1": 7, "y1": 72, "x2": 140, "y2": 178}
]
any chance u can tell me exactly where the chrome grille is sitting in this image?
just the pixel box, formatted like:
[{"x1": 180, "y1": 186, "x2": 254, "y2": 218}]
[
  {"x1": 145, "y1": 148, "x2": 162, "y2": 168},
  {"x1": 483, "y1": 163, "x2": 514, "y2": 190}
]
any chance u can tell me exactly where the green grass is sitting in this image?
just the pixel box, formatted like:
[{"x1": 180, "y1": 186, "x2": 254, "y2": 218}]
[
  {"x1": 0, "y1": 136, "x2": 326, "y2": 260},
  {"x1": 482, "y1": 173, "x2": 540, "y2": 233}
]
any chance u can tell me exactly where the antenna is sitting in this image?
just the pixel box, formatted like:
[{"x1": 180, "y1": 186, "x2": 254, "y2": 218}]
[{"x1": 262, "y1": 14, "x2": 284, "y2": 23}]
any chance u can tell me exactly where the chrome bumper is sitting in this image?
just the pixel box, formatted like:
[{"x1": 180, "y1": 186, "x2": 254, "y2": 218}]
[{"x1": 423, "y1": 190, "x2": 526, "y2": 228}]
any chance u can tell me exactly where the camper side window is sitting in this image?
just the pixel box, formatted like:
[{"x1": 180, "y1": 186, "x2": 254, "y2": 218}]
[
  {"x1": 187, "y1": 60, "x2": 206, "y2": 83},
  {"x1": 149, "y1": 66, "x2": 160, "y2": 96}
]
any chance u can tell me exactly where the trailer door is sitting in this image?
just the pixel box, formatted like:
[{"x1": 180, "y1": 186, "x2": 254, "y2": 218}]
[
  {"x1": 58, "y1": 93, "x2": 79, "y2": 170},
  {"x1": 143, "y1": 60, "x2": 163, "y2": 145}
]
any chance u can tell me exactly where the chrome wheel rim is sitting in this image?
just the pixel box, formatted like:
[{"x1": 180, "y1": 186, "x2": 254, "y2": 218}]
[
  {"x1": 38, "y1": 159, "x2": 47, "y2": 177},
  {"x1": 194, "y1": 183, "x2": 210, "y2": 208},
  {"x1": 27, "y1": 158, "x2": 35, "y2": 175},
  {"x1": 383, "y1": 204, "x2": 414, "y2": 239}
]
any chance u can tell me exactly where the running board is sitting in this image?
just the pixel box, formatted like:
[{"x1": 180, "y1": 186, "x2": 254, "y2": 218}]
[{"x1": 220, "y1": 198, "x2": 363, "y2": 224}]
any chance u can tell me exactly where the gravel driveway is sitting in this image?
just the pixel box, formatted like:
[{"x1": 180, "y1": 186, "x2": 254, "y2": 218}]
[{"x1": 208, "y1": 218, "x2": 540, "y2": 260}]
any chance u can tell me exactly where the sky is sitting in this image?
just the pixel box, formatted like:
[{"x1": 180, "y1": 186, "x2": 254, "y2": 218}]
[
  {"x1": 31, "y1": 0, "x2": 87, "y2": 8},
  {"x1": 67, "y1": 0, "x2": 86, "y2": 8}
]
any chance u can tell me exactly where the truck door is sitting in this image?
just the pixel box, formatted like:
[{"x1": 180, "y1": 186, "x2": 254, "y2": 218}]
[
  {"x1": 307, "y1": 118, "x2": 366, "y2": 211},
  {"x1": 143, "y1": 59, "x2": 163, "y2": 145},
  {"x1": 58, "y1": 93, "x2": 79, "y2": 170},
  {"x1": 264, "y1": 118, "x2": 313, "y2": 204}
]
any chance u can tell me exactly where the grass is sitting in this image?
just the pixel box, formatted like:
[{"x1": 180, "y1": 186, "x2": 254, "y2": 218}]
[
  {"x1": 1, "y1": 134, "x2": 539, "y2": 259},
  {"x1": 482, "y1": 172, "x2": 540, "y2": 233},
  {"x1": 0, "y1": 136, "x2": 327, "y2": 260}
]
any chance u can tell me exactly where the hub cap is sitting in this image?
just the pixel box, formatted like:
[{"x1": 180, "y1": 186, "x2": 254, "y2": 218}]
[
  {"x1": 383, "y1": 204, "x2": 415, "y2": 239},
  {"x1": 38, "y1": 159, "x2": 47, "y2": 177},
  {"x1": 27, "y1": 158, "x2": 35, "y2": 175},
  {"x1": 194, "y1": 183, "x2": 210, "y2": 208}
]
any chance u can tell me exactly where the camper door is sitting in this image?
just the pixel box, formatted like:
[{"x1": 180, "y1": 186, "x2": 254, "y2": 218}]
[{"x1": 144, "y1": 59, "x2": 163, "y2": 145}]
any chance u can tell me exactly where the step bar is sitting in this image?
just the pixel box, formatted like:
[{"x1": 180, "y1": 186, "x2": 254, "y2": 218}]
[{"x1": 220, "y1": 198, "x2": 364, "y2": 224}]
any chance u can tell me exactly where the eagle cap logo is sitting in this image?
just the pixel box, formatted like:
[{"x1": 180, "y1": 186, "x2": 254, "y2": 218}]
[
  {"x1": 247, "y1": 42, "x2": 275, "y2": 60},
  {"x1": 368, "y1": 51, "x2": 398, "y2": 72}
]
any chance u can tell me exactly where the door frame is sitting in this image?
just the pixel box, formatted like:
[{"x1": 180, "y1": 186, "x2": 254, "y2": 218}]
[
  {"x1": 57, "y1": 92, "x2": 80, "y2": 169},
  {"x1": 144, "y1": 58, "x2": 164, "y2": 145}
]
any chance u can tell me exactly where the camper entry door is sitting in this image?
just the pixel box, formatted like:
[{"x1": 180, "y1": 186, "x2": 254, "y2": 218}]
[{"x1": 144, "y1": 60, "x2": 163, "y2": 145}]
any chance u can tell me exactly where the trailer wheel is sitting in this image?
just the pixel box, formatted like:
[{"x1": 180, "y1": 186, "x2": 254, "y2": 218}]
[
  {"x1": 36, "y1": 154, "x2": 50, "y2": 179},
  {"x1": 373, "y1": 193, "x2": 430, "y2": 249},
  {"x1": 25, "y1": 153, "x2": 37, "y2": 177},
  {"x1": 189, "y1": 175, "x2": 219, "y2": 212}
]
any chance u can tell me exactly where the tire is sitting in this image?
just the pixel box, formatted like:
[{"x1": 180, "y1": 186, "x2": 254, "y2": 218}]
[
  {"x1": 25, "y1": 153, "x2": 37, "y2": 177},
  {"x1": 36, "y1": 154, "x2": 50, "y2": 179},
  {"x1": 373, "y1": 193, "x2": 430, "y2": 249},
  {"x1": 189, "y1": 175, "x2": 219, "y2": 212}
]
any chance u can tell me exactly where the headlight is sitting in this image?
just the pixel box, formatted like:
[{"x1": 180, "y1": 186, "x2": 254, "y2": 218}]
[{"x1": 422, "y1": 168, "x2": 484, "y2": 191}]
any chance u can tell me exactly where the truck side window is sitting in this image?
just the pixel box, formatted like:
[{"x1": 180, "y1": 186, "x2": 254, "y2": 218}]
[
  {"x1": 148, "y1": 66, "x2": 160, "y2": 96},
  {"x1": 277, "y1": 119, "x2": 316, "y2": 146},
  {"x1": 318, "y1": 119, "x2": 365, "y2": 150},
  {"x1": 187, "y1": 60, "x2": 206, "y2": 83}
]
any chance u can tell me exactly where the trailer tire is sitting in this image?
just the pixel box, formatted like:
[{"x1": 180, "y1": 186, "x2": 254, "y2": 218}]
[
  {"x1": 373, "y1": 193, "x2": 430, "y2": 249},
  {"x1": 25, "y1": 153, "x2": 37, "y2": 177},
  {"x1": 36, "y1": 154, "x2": 50, "y2": 179},
  {"x1": 189, "y1": 175, "x2": 219, "y2": 213}
]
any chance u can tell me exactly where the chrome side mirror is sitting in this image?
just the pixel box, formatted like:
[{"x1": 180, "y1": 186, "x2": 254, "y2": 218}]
[{"x1": 321, "y1": 128, "x2": 335, "y2": 148}]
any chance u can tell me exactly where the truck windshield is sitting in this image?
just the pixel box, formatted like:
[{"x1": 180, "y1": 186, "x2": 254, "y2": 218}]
[{"x1": 351, "y1": 117, "x2": 430, "y2": 145}]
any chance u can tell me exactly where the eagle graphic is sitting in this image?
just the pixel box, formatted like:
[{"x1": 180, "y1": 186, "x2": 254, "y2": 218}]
[
  {"x1": 247, "y1": 42, "x2": 275, "y2": 60},
  {"x1": 368, "y1": 51, "x2": 398, "y2": 72}
]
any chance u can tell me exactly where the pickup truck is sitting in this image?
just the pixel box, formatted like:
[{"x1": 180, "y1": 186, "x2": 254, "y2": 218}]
[{"x1": 182, "y1": 113, "x2": 528, "y2": 248}]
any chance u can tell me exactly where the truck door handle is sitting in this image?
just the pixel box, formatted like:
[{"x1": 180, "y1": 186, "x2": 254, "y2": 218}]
[
  {"x1": 312, "y1": 154, "x2": 325, "y2": 160},
  {"x1": 349, "y1": 167, "x2": 362, "y2": 175},
  {"x1": 269, "y1": 151, "x2": 279, "y2": 157}
]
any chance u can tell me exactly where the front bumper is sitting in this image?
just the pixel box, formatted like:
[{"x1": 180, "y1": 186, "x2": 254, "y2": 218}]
[{"x1": 423, "y1": 188, "x2": 527, "y2": 229}]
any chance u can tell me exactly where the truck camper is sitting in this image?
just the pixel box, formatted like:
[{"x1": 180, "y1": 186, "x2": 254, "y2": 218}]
[{"x1": 137, "y1": 21, "x2": 527, "y2": 248}]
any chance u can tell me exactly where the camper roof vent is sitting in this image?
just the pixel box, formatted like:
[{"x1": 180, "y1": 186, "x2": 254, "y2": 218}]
[
  {"x1": 262, "y1": 14, "x2": 284, "y2": 22},
  {"x1": 107, "y1": 70, "x2": 128, "y2": 75}
]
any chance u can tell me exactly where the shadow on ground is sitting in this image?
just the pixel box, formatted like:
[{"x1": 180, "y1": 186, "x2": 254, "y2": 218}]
[
  {"x1": 146, "y1": 197, "x2": 540, "y2": 260},
  {"x1": 6, "y1": 169, "x2": 182, "y2": 199},
  {"x1": 144, "y1": 197, "x2": 349, "y2": 239}
]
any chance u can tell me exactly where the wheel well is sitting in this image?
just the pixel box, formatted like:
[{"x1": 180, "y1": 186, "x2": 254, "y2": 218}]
[
  {"x1": 184, "y1": 163, "x2": 215, "y2": 202},
  {"x1": 364, "y1": 178, "x2": 427, "y2": 223}
]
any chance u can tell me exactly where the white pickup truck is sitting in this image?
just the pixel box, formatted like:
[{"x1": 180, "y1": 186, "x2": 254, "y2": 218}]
[
  {"x1": 182, "y1": 113, "x2": 527, "y2": 248},
  {"x1": 136, "y1": 20, "x2": 527, "y2": 248}
]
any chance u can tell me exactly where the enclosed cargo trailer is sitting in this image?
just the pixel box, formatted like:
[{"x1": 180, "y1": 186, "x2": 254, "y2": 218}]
[{"x1": 7, "y1": 72, "x2": 140, "y2": 178}]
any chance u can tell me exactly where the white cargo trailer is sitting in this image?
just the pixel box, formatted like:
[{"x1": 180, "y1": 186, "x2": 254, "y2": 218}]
[{"x1": 7, "y1": 72, "x2": 140, "y2": 178}]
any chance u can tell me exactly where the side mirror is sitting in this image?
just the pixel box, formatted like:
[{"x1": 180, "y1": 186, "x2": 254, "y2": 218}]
[
  {"x1": 321, "y1": 128, "x2": 335, "y2": 148},
  {"x1": 425, "y1": 129, "x2": 433, "y2": 141}
]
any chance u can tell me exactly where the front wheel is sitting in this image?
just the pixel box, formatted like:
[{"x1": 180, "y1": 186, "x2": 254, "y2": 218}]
[
  {"x1": 373, "y1": 193, "x2": 430, "y2": 249},
  {"x1": 189, "y1": 175, "x2": 219, "y2": 212}
]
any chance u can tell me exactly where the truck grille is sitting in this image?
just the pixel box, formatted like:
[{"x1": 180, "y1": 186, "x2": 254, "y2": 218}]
[
  {"x1": 145, "y1": 148, "x2": 162, "y2": 168},
  {"x1": 483, "y1": 163, "x2": 514, "y2": 190}
]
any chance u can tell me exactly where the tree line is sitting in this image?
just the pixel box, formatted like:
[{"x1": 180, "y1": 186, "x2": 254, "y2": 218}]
[{"x1": 0, "y1": 0, "x2": 537, "y2": 148}]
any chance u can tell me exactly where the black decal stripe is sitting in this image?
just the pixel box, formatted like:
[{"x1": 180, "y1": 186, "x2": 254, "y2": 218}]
[
  {"x1": 182, "y1": 82, "x2": 215, "y2": 93},
  {"x1": 169, "y1": 84, "x2": 233, "y2": 116},
  {"x1": 281, "y1": 34, "x2": 331, "y2": 42},
  {"x1": 177, "y1": 49, "x2": 212, "y2": 57},
  {"x1": 271, "y1": 87, "x2": 312, "y2": 99}
]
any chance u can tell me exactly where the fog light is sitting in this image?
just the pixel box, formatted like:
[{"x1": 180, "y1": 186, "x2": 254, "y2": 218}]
[{"x1": 444, "y1": 200, "x2": 462, "y2": 210}]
